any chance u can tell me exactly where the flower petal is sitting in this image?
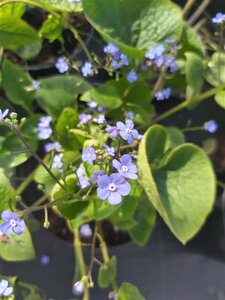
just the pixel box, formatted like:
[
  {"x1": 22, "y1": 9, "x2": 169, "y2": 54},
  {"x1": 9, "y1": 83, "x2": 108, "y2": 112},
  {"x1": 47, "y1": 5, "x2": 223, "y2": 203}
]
[
  {"x1": 0, "y1": 222, "x2": 11, "y2": 234},
  {"x1": 3, "y1": 287, "x2": 13, "y2": 297},
  {"x1": 116, "y1": 121, "x2": 125, "y2": 131},
  {"x1": 127, "y1": 134, "x2": 134, "y2": 144},
  {"x1": 128, "y1": 163, "x2": 138, "y2": 173},
  {"x1": 131, "y1": 129, "x2": 139, "y2": 139},
  {"x1": 121, "y1": 154, "x2": 132, "y2": 165},
  {"x1": 0, "y1": 280, "x2": 8, "y2": 290},
  {"x1": 117, "y1": 181, "x2": 131, "y2": 196},
  {"x1": 1, "y1": 210, "x2": 15, "y2": 221},
  {"x1": 124, "y1": 172, "x2": 138, "y2": 180},
  {"x1": 112, "y1": 159, "x2": 121, "y2": 170},
  {"x1": 97, "y1": 187, "x2": 110, "y2": 200},
  {"x1": 119, "y1": 131, "x2": 128, "y2": 141},
  {"x1": 125, "y1": 119, "x2": 134, "y2": 129},
  {"x1": 98, "y1": 175, "x2": 110, "y2": 188},
  {"x1": 107, "y1": 192, "x2": 122, "y2": 205}
]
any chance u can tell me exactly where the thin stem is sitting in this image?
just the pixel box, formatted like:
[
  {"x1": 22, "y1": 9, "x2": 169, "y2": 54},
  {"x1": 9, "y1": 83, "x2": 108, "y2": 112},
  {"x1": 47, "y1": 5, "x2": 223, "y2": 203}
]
[
  {"x1": 69, "y1": 26, "x2": 93, "y2": 63},
  {"x1": 151, "y1": 83, "x2": 225, "y2": 125},
  {"x1": 182, "y1": 126, "x2": 203, "y2": 132},
  {"x1": 183, "y1": 0, "x2": 195, "y2": 18},
  {"x1": 32, "y1": 194, "x2": 49, "y2": 207},
  {"x1": 74, "y1": 229, "x2": 90, "y2": 300},
  {"x1": 188, "y1": 0, "x2": 211, "y2": 25},
  {"x1": 10, "y1": 124, "x2": 66, "y2": 192},
  {"x1": 88, "y1": 224, "x2": 98, "y2": 278},
  {"x1": 97, "y1": 223, "x2": 118, "y2": 291}
]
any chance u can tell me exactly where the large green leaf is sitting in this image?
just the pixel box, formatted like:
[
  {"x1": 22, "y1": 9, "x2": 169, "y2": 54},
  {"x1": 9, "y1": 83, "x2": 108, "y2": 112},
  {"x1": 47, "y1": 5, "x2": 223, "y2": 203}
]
[
  {"x1": 117, "y1": 282, "x2": 145, "y2": 300},
  {"x1": 0, "y1": 228, "x2": 36, "y2": 261},
  {"x1": 83, "y1": 0, "x2": 183, "y2": 57},
  {"x1": 205, "y1": 52, "x2": 225, "y2": 87},
  {"x1": 0, "y1": 13, "x2": 39, "y2": 50},
  {"x1": 2, "y1": 59, "x2": 35, "y2": 107},
  {"x1": 0, "y1": 2, "x2": 26, "y2": 16},
  {"x1": 138, "y1": 125, "x2": 216, "y2": 244},
  {"x1": 98, "y1": 256, "x2": 117, "y2": 288}
]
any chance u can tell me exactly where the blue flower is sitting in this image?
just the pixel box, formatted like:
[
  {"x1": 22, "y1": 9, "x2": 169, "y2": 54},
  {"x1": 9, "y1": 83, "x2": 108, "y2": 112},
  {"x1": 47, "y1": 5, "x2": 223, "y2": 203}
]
[
  {"x1": 106, "y1": 125, "x2": 119, "y2": 139},
  {"x1": 45, "y1": 142, "x2": 61, "y2": 153},
  {"x1": 40, "y1": 255, "x2": 50, "y2": 266},
  {"x1": 125, "y1": 111, "x2": 134, "y2": 120},
  {"x1": 0, "y1": 280, "x2": 13, "y2": 297},
  {"x1": 0, "y1": 211, "x2": 26, "y2": 235},
  {"x1": 79, "y1": 113, "x2": 92, "y2": 124},
  {"x1": 87, "y1": 101, "x2": 97, "y2": 109},
  {"x1": 204, "y1": 120, "x2": 218, "y2": 133},
  {"x1": 0, "y1": 109, "x2": 9, "y2": 122},
  {"x1": 93, "y1": 114, "x2": 106, "y2": 124},
  {"x1": 77, "y1": 164, "x2": 90, "y2": 189},
  {"x1": 55, "y1": 57, "x2": 69, "y2": 73},
  {"x1": 97, "y1": 173, "x2": 130, "y2": 205},
  {"x1": 145, "y1": 45, "x2": 165, "y2": 60},
  {"x1": 104, "y1": 43, "x2": 120, "y2": 58},
  {"x1": 81, "y1": 62, "x2": 94, "y2": 77},
  {"x1": 38, "y1": 116, "x2": 52, "y2": 140},
  {"x1": 52, "y1": 153, "x2": 63, "y2": 169},
  {"x1": 155, "y1": 87, "x2": 172, "y2": 101},
  {"x1": 104, "y1": 144, "x2": 115, "y2": 157},
  {"x1": 127, "y1": 70, "x2": 138, "y2": 83},
  {"x1": 116, "y1": 120, "x2": 139, "y2": 144},
  {"x1": 73, "y1": 281, "x2": 84, "y2": 296},
  {"x1": 79, "y1": 224, "x2": 92, "y2": 237},
  {"x1": 82, "y1": 147, "x2": 96, "y2": 164},
  {"x1": 92, "y1": 170, "x2": 105, "y2": 183},
  {"x1": 164, "y1": 55, "x2": 178, "y2": 73},
  {"x1": 113, "y1": 154, "x2": 138, "y2": 179},
  {"x1": 212, "y1": 13, "x2": 225, "y2": 24}
]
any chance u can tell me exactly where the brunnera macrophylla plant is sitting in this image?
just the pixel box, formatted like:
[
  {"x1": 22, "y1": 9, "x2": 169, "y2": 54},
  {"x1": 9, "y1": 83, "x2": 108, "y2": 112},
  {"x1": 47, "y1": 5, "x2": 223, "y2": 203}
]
[{"x1": 0, "y1": 0, "x2": 224, "y2": 298}]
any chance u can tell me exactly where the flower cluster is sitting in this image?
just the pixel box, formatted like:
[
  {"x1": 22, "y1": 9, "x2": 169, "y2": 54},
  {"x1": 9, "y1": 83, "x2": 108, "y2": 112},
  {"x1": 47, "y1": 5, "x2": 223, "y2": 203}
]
[
  {"x1": 145, "y1": 40, "x2": 178, "y2": 72},
  {"x1": 104, "y1": 43, "x2": 129, "y2": 70},
  {"x1": 38, "y1": 116, "x2": 52, "y2": 140},
  {"x1": 55, "y1": 57, "x2": 70, "y2": 73},
  {"x1": 212, "y1": 13, "x2": 225, "y2": 24},
  {"x1": 155, "y1": 87, "x2": 172, "y2": 101},
  {"x1": 0, "y1": 280, "x2": 13, "y2": 297},
  {"x1": 81, "y1": 62, "x2": 94, "y2": 77}
]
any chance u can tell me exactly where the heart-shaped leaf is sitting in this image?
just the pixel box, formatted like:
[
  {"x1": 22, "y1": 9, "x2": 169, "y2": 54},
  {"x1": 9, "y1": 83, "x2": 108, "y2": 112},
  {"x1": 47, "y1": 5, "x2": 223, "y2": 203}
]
[{"x1": 138, "y1": 125, "x2": 216, "y2": 244}]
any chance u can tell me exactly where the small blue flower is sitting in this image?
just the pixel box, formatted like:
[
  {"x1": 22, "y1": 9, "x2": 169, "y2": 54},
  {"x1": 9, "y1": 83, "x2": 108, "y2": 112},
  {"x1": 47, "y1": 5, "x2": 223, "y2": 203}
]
[
  {"x1": 104, "y1": 43, "x2": 120, "y2": 58},
  {"x1": 92, "y1": 170, "x2": 105, "y2": 183},
  {"x1": 52, "y1": 153, "x2": 63, "y2": 169},
  {"x1": 93, "y1": 114, "x2": 106, "y2": 124},
  {"x1": 97, "y1": 173, "x2": 130, "y2": 205},
  {"x1": 212, "y1": 13, "x2": 225, "y2": 24},
  {"x1": 0, "y1": 280, "x2": 13, "y2": 297},
  {"x1": 87, "y1": 101, "x2": 97, "y2": 109},
  {"x1": 120, "y1": 54, "x2": 129, "y2": 66},
  {"x1": 145, "y1": 45, "x2": 165, "y2": 60},
  {"x1": 113, "y1": 154, "x2": 138, "y2": 179},
  {"x1": 45, "y1": 142, "x2": 61, "y2": 153},
  {"x1": 79, "y1": 224, "x2": 92, "y2": 237},
  {"x1": 55, "y1": 57, "x2": 69, "y2": 73},
  {"x1": 82, "y1": 147, "x2": 96, "y2": 164},
  {"x1": 125, "y1": 111, "x2": 134, "y2": 120},
  {"x1": 106, "y1": 125, "x2": 119, "y2": 139},
  {"x1": 155, "y1": 87, "x2": 172, "y2": 101},
  {"x1": 116, "y1": 120, "x2": 139, "y2": 144},
  {"x1": 0, "y1": 211, "x2": 26, "y2": 235},
  {"x1": 40, "y1": 255, "x2": 50, "y2": 266},
  {"x1": 81, "y1": 62, "x2": 94, "y2": 77},
  {"x1": 77, "y1": 164, "x2": 90, "y2": 189},
  {"x1": 104, "y1": 144, "x2": 115, "y2": 157},
  {"x1": 164, "y1": 55, "x2": 178, "y2": 73},
  {"x1": 127, "y1": 70, "x2": 138, "y2": 83},
  {"x1": 0, "y1": 109, "x2": 9, "y2": 122},
  {"x1": 38, "y1": 116, "x2": 52, "y2": 140},
  {"x1": 79, "y1": 113, "x2": 92, "y2": 124},
  {"x1": 204, "y1": 120, "x2": 218, "y2": 133},
  {"x1": 73, "y1": 281, "x2": 84, "y2": 296}
]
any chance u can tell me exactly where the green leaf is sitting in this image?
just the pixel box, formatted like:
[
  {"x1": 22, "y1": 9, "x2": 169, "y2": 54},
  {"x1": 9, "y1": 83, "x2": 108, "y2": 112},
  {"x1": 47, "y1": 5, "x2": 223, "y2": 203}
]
[
  {"x1": 0, "y1": 13, "x2": 40, "y2": 50},
  {"x1": 39, "y1": 14, "x2": 63, "y2": 42},
  {"x1": 205, "y1": 52, "x2": 225, "y2": 87},
  {"x1": 15, "y1": 40, "x2": 42, "y2": 60},
  {"x1": 81, "y1": 81, "x2": 122, "y2": 108},
  {"x1": 0, "y1": 169, "x2": 15, "y2": 211},
  {"x1": 0, "y1": 228, "x2": 36, "y2": 261},
  {"x1": 87, "y1": 196, "x2": 119, "y2": 220},
  {"x1": 215, "y1": 90, "x2": 225, "y2": 109},
  {"x1": 138, "y1": 125, "x2": 216, "y2": 244},
  {"x1": 2, "y1": 59, "x2": 35, "y2": 107},
  {"x1": 117, "y1": 282, "x2": 145, "y2": 300},
  {"x1": 83, "y1": 0, "x2": 183, "y2": 57},
  {"x1": 129, "y1": 193, "x2": 156, "y2": 246},
  {"x1": 185, "y1": 52, "x2": 204, "y2": 98},
  {"x1": 98, "y1": 256, "x2": 117, "y2": 288},
  {"x1": 179, "y1": 23, "x2": 204, "y2": 57},
  {"x1": 0, "y1": 3, "x2": 26, "y2": 16},
  {"x1": 37, "y1": 75, "x2": 91, "y2": 118},
  {"x1": 166, "y1": 127, "x2": 185, "y2": 148}
]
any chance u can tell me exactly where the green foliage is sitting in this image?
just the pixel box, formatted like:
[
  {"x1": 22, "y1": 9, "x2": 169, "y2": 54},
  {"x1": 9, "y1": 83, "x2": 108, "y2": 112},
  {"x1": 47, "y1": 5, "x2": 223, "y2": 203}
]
[
  {"x1": 83, "y1": 0, "x2": 183, "y2": 57},
  {"x1": 0, "y1": 13, "x2": 40, "y2": 50},
  {"x1": 215, "y1": 90, "x2": 225, "y2": 109},
  {"x1": 0, "y1": 228, "x2": 36, "y2": 261},
  {"x1": 117, "y1": 282, "x2": 145, "y2": 300},
  {"x1": 138, "y1": 125, "x2": 216, "y2": 244},
  {"x1": 205, "y1": 52, "x2": 225, "y2": 87},
  {"x1": 39, "y1": 15, "x2": 63, "y2": 42},
  {"x1": 2, "y1": 59, "x2": 35, "y2": 108},
  {"x1": 0, "y1": 3, "x2": 26, "y2": 16},
  {"x1": 98, "y1": 256, "x2": 117, "y2": 288},
  {"x1": 0, "y1": 169, "x2": 15, "y2": 211}
]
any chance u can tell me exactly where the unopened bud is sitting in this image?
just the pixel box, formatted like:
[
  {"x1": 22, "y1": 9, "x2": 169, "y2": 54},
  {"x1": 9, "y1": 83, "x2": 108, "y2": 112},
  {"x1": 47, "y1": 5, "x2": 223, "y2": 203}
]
[{"x1": 10, "y1": 112, "x2": 17, "y2": 120}]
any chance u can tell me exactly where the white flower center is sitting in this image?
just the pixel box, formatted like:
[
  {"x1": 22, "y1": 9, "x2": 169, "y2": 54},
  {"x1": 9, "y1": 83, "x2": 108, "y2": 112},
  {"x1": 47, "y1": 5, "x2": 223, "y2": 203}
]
[
  {"x1": 10, "y1": 219, "x2": 17, "y2": 227},
  {"x1": 122, "y1": 165, "x2": 128, "y2": 172},
  {"x1": 108, "y1": 183, "x2": 116, "y2": 192},
  {"x1": 126, "y1": 128, "x2": 131, "y2": 134}
]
